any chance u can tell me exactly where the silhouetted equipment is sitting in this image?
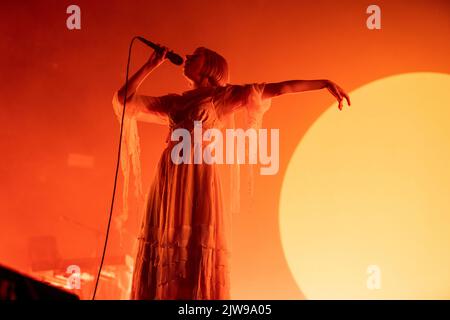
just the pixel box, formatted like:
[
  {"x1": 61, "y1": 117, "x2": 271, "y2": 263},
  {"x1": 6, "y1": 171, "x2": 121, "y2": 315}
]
[
  {"x1": 28, "y1": 236, "x2": 125, "y2": 272},
  {"x1": 28, "y1": 236, "x2": 61, "y2": 272},
  {"x1": 0, "y1": 264, "x2": 79, "y2": 300},
  {"x1": 26, "y1": 236, "x2": 128, "y2": 299}
]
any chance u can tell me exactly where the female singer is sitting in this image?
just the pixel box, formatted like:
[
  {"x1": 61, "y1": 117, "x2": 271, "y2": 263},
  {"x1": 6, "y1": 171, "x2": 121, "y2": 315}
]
[{"x1": 113, "y1": 46, "x2": 350, "y2": 299}]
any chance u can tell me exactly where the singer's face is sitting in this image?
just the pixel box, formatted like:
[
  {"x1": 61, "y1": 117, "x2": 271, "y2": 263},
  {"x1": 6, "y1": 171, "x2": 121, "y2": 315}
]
[{"x1": 183, "y1": 50, "x2": 205, "y2": 82}]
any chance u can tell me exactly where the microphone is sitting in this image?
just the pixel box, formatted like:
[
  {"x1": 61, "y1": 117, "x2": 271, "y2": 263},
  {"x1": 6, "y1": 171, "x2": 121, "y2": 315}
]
[{"x1": 137, "y1": 36, "x2": 184, "y2": 66}]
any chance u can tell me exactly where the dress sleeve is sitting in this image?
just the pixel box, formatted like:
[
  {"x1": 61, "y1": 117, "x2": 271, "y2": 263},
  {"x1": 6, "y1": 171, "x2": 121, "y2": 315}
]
[
  {"x1": 212, "y1": 83, "x2": 272, "y2": 222},
  {"x1": 213, "y1": 83, "x2": 268, "y2": 118},
  {"x1": 112, "y1": 91, "x2": 176, "y2": 125}
]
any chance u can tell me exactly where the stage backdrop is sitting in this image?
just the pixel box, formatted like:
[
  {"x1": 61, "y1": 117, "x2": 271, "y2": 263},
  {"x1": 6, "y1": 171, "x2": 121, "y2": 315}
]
[{"x1": 0, "y1": 0, "x2": 449, "y2": 299}]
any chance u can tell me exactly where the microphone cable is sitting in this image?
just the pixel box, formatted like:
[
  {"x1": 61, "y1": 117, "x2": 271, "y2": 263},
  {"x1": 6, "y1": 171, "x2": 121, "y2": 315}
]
[{"x1": 92, "y1": 36, "x2": 138, "y2": 300}]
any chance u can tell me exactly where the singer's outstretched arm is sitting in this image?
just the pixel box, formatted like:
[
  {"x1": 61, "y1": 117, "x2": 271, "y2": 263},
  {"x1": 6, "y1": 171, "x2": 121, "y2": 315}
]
[
  {"x1": 117, "y1": 47, "x2": 169, "y2": 104},
  {"x1": 262, "y1": 79, "x2": 351, "y2": 110}
]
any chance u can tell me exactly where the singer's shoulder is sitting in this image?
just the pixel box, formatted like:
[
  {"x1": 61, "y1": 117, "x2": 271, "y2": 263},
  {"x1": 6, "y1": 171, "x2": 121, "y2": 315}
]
[
  {"x1": 159, "y1": 92, "x2": 182, "y2": 102},
  {"x1": 180, "y1": 86, "x2": 218, "y2": 98}
]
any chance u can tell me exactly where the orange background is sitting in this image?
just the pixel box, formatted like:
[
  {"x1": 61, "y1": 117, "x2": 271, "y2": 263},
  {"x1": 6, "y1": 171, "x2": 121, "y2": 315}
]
[{"x1": 0, "y1": 0, "x2": 449, "y2": 299}]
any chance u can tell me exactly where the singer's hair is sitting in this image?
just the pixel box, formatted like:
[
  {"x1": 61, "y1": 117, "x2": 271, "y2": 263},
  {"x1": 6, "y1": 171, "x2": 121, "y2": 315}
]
[{"x1": 195, "y1": 47, "x2": 229, "y2": 87}]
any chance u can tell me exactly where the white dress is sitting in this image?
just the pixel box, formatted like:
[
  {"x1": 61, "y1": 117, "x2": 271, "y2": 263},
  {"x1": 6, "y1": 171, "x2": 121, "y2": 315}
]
[{"x1": 112, "y1": 83, "x2": 271, "y2": 299}]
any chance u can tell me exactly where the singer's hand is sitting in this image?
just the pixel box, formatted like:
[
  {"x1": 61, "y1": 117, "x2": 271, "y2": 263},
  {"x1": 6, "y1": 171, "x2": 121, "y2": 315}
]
[
  {"x1": 146, "y1": 44, "x2": 169, "y2": 68},
  {"x1": 326, "y1": 80, "x2": 351, "y2": 111}
]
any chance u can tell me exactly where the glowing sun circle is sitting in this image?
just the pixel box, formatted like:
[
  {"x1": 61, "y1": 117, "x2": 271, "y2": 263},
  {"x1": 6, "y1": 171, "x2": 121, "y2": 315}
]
[{"x1": 279, "y1": 72, "x2": 450, "y2": 299}]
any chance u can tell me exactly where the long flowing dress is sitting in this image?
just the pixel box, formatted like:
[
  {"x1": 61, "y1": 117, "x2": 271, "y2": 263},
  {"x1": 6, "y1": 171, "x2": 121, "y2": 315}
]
[{"x1": 112, "y1": 83, "x2": 270, "y2": 300}]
